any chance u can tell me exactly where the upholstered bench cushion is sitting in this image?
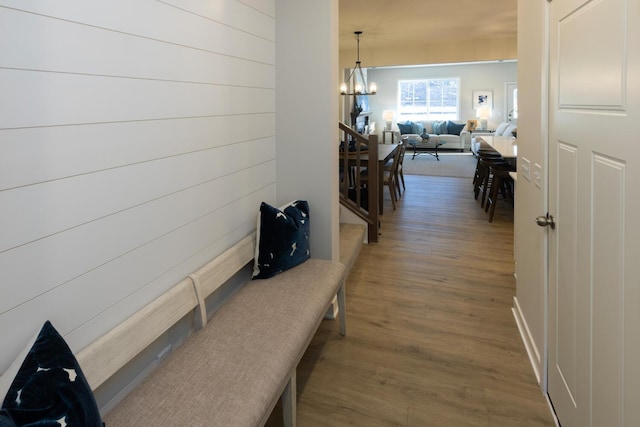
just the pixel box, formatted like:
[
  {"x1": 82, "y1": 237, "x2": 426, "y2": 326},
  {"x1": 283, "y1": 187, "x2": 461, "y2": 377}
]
[
  {"x1": 339, "y1": 223, "x2": 366, "y2": 273},
  {"x1": 103, "y1": 259, "x2": 345, "y2": 427}
]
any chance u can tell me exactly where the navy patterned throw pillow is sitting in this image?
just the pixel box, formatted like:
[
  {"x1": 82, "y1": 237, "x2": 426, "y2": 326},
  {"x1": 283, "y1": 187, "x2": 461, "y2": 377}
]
[
  {"x1": 252, "y1": 200, "x2": 311, "y2": 280},
  {"x1": 0, "y1": 410, "x2": 16, "y2": 427},
  {"x1": 1, "y1": 321, "x2": 103, "y2": 427}
]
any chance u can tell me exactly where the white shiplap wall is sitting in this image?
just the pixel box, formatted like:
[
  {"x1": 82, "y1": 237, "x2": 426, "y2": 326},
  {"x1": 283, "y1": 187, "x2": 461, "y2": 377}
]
[{"x1": 0, "y1": 0, "x2": 276, "y2": 372}]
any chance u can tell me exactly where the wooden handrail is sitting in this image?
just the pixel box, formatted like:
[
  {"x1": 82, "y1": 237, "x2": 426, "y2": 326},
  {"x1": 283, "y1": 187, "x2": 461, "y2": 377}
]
[{"x1": 338, "y1": 122, "x2": 379, "y2": 242}]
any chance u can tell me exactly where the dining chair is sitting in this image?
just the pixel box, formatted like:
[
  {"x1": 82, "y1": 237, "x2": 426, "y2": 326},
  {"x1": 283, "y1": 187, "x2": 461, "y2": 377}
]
[
  {"x1": 485, "y1": 164, "x2": 515, "y2": 222},
  {"x1": 362, "y1": 144, "x2": 402, "y2": 210},
  {"x1": 383, "y1": 142, "x2": 405, "y2": 200}
]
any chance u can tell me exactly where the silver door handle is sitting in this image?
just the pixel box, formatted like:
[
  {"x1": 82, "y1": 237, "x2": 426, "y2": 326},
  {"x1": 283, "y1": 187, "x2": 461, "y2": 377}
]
[{"x1": 535, "y1": 214, "x2": 555, "y2": 230}]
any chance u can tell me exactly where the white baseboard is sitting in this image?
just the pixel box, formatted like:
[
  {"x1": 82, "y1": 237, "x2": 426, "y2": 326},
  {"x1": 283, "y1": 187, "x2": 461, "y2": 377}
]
[
  {"x1": 513, "y1": 298, "x2": 560, "y2": 425},
  {"x1": 512, "y1": 297, "x2": 542, "y2": 385}
]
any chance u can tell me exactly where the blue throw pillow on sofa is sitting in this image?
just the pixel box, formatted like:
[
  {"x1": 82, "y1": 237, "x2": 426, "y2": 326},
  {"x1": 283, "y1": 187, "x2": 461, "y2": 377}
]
[
  {"x1": 432, "y1": 121, "x2": 447, "y2": 135},
  {"x1": 1, "y1": 321, "x2": 103, "y2": 427},
  {"x1": 446, "y1": 121, "x2": 465, "y2": 136},
  {"x1": 253, "y1": 200, "x2": 310, "y2": 279},
  {"x1": 396, "y1": 122, "x2": 413, "y2": 134}
]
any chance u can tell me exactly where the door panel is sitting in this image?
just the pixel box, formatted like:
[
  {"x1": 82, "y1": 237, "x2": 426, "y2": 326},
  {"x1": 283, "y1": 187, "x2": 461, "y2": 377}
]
[
  {"x1": 557, "y1": 0, "x2": 625, "y2": 108},
  {"x1": 548, "y1": 0, "x2": 640, "y2": 425},
  {"x1": 591, "y1": 155, "x2": 625, "y2": 427},
  {"x1": 554, "y1": 142, "x2": 578, "y2": 408}
]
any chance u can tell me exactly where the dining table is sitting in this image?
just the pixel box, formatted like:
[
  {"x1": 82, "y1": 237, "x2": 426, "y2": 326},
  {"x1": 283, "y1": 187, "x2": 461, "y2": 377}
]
[{"x1": 339, "y1": 143, "x2": 400, "y2": 215}]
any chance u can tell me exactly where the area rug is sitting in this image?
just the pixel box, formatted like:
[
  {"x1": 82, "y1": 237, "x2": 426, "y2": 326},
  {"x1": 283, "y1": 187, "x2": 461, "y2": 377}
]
[{"x1": 402, "y1": 152, "x2": 476, "y2": 178}]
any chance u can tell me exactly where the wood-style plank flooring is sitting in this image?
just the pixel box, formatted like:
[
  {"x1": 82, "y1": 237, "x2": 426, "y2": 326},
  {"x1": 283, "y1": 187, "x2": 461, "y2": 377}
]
[{"x1": 267, "y1": 173, "x2": 555, "y2": 427}]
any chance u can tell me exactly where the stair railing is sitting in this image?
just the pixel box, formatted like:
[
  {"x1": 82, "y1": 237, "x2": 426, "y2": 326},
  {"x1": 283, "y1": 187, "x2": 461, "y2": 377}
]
[{"x1": 338, "y1": 122, "x2": 379, "y2": 242}]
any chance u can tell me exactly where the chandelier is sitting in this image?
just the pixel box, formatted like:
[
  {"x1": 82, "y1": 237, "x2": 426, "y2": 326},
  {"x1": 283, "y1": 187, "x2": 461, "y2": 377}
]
[{"x1": 340, "y1": 31, "x2": 377, "y2": 96}]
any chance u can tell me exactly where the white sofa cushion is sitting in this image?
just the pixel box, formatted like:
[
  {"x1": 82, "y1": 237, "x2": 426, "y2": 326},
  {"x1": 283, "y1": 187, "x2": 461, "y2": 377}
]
[
  {"x1": 494, "y1": 122, "x2": 510, "y2": 136},
  {"x1": 503, "y1": 124, "x2": 517, "y2": 138}
]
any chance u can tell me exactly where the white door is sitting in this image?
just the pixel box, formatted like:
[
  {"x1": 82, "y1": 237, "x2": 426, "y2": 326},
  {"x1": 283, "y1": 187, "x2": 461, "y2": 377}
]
[{"x1": 547, "y1": 0, "x2": 640, "y2": 425}]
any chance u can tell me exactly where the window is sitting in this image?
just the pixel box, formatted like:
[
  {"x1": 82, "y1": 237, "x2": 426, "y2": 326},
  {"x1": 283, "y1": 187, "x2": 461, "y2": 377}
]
[{"x1": 397, "y1": 78, "x2": 460, "y2": 121}]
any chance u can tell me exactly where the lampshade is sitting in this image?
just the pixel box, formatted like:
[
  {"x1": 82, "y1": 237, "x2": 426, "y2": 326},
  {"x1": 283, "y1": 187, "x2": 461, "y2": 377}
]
[
  {"x1": 476, "y1": 107, "x2": 491, "y2": 119},
  {"x1": 382, "y1": 110, "x2": 394, "y2": 131},
  {"x1": 476, "y1": 107, "x2": 491, "y2": 130}
]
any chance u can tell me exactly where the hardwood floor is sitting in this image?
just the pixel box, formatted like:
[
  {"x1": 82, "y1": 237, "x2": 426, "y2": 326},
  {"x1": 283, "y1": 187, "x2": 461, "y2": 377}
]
[{"x1": 267, "y1": 174, "x2": 555, "y2": 426}]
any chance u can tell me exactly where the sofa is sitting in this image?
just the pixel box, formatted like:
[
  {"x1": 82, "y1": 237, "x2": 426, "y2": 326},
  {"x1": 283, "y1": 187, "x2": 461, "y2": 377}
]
[
  {"x1": 470, "y1": 122, "x2": 518, "y2": 156},
  {"x1": 392, "y1": 119, "x2": 471, "y2": 154}
]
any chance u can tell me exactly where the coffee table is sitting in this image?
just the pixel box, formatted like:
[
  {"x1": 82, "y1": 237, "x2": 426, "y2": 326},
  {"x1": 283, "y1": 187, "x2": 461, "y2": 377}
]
[{"x1": 403, "y1": 135, "x2": 446, "y2": 161}]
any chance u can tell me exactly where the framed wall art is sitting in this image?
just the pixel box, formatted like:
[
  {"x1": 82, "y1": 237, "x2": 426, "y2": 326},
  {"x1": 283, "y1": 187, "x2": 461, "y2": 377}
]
[{"x1": 472, "y1": 90, "x2": 493, "y2": 109}]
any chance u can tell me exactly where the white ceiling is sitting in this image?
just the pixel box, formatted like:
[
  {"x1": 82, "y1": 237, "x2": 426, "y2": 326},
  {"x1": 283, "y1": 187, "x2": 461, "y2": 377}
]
[{"x1": 339, "y1": 0, "x2": 517, "y2": 50}]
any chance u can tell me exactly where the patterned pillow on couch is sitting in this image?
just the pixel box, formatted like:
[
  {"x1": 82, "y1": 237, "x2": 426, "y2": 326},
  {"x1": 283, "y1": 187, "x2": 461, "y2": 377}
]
[{"x1": 432, "y1": 121, "x2": 448, "y2": 135}]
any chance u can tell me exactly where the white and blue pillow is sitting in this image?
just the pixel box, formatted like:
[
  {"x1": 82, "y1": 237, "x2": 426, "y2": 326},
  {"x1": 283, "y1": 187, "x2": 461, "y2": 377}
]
[
  {"x1": 432, "y1": 121, "x2": 448, "y2": 135},
  {"x1": 0, "y1": 321, "x2": 103, "y2": 427},
  {"x1": 252, "y1": 200, "x2": 310, "y2": 280}
]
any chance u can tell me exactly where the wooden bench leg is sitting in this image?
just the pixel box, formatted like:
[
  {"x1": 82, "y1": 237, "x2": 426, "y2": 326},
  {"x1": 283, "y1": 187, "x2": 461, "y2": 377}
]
[
  {"x1": 337, "y1": 282, "x2": 347, "y2": 336},
  {"x1": 282, "y1": 370, "x2": 297, "y2": 427}
]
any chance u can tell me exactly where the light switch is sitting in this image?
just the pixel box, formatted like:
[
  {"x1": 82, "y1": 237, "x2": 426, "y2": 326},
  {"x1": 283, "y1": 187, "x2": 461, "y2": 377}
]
[
  {"x1": 534, "y1": 163, "x2": 542, "y2": 189},
  {"x1": 521, "y1": 157, "x2": 531, "y2": 182}
]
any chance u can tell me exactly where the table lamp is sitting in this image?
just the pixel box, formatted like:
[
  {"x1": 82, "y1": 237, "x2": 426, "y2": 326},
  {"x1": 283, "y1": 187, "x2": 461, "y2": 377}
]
[
  {"x1": 382, "y1": 110, "x2": 394, "y2": 131},
  {"x1": 476, "y1": 107, "x2": 490, "y2": 130}
]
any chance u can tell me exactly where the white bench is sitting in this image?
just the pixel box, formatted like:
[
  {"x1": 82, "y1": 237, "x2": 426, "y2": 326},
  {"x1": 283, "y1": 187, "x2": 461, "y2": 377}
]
[{"x1": 76, "y1": 224, "x2": 366, "y2": 426}]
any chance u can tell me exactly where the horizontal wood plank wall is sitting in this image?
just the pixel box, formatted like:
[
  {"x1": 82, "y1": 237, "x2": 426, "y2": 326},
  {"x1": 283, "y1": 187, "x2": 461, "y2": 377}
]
[{"x1": 0, "y1": 0, "x2": 276, "y2": 372}]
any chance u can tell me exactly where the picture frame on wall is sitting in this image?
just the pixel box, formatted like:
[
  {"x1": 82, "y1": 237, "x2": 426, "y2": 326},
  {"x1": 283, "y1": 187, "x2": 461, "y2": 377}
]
[{"x1": 472, "y1": 90, "x2": 493, "y2": 109}]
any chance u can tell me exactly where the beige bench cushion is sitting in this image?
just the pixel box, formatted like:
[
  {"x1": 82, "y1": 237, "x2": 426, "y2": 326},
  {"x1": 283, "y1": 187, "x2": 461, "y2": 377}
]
[
  {"x1": 339, "y1": 223, "x2": 366, "y2": 273},
  {"x1": 104, "y1": 259, "x2": 345, "y2": 426}
]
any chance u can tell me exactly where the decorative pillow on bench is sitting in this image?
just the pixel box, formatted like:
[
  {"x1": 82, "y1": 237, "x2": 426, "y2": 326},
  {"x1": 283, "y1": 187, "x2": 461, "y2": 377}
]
[
  {"x1": 0, "y1": 321, "x2": 103, "y2": 427},
  {"x1": 253, "y1": 200, "x2": 310, "y2": 279}
]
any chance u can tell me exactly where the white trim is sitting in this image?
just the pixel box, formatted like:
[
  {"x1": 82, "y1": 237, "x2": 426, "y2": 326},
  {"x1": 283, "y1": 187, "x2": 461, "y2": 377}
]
[
  {"x1": 371, "y1": 59, "x2": 518, "y2": 70},
  {"x1": 512, "y1": 296, "x2": 542, "y2": 384},
  {"x1": 544, "y1": 391, "x2": 561, "y2": 427}
]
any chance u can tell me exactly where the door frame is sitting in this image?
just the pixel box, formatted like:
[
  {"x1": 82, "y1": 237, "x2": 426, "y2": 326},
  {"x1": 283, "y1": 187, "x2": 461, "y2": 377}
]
[
  {"x1": 541, "y1": 0, "x2": 551, "y2": 396},
  {"x1": 504, "y1": 81, "x2": 518, "y2": 123}
]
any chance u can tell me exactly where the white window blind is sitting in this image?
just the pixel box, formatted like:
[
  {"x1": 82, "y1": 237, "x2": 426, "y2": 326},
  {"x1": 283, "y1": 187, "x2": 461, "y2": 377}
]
[{"x1": 398, "y1": 78, "x2": 460, "y2": 120}]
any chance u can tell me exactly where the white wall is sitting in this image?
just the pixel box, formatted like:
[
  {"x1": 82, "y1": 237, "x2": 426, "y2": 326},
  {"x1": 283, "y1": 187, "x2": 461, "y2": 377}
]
[
  {"x1": 276, "y1": 0, "x2": 339, "y2": 262},
  {"x1": 0, "y1": 0, "x2": 282, "y2": 374},
  {"x1": 366, "y1": 62, "x2": 517, "y2": 136}
]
